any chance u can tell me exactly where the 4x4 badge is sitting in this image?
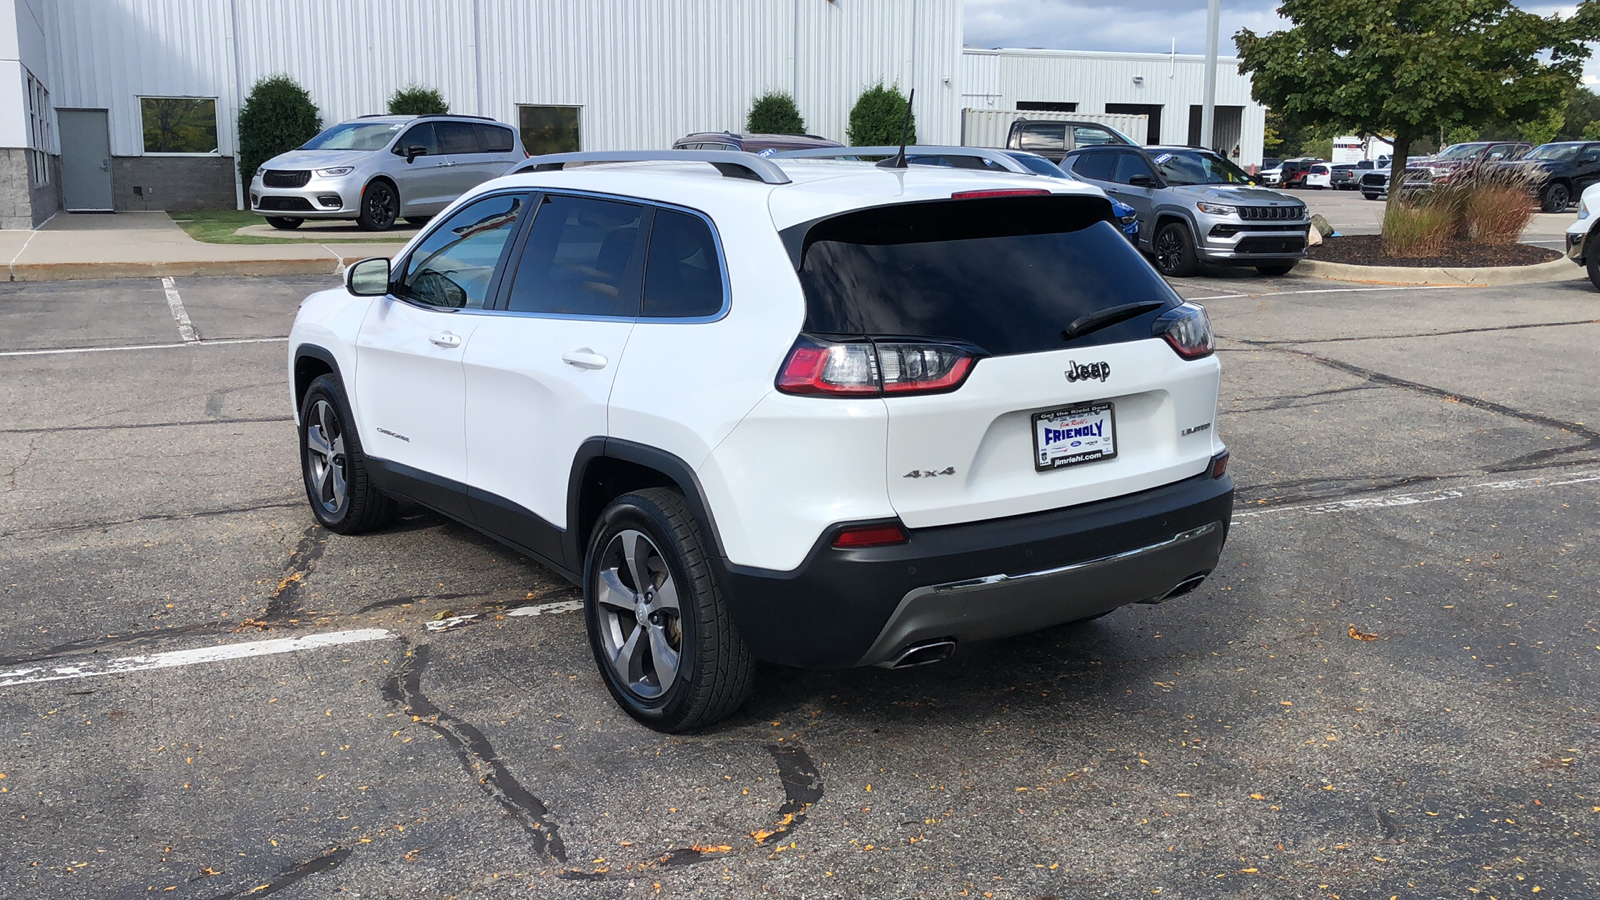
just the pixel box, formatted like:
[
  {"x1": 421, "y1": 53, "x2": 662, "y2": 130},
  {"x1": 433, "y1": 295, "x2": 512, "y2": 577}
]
[{"x1": 1065, "y1": 360, "x2": 1111, "y2": 383}]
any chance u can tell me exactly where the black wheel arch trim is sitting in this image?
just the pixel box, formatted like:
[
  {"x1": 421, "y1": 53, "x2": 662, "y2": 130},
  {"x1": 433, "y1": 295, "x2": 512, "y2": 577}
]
[
  {"x1": 292, "y1": 344, "x2": 345, "y2": 419},
  {"x1": 565, "y1": 438, "x2": 729, "y2": 573}
]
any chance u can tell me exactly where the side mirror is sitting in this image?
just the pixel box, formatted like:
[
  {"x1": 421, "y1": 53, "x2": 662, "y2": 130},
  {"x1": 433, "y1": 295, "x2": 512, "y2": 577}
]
[
  {"x1": 346, "y1": 257, "x2": 391, "y2": 296},
  {"x1": 1128, "y1": 173, "x2": 1155, "y2": 187},
  {"x1": 405, "y1": 145, "x2": 428, "y2": 163}
]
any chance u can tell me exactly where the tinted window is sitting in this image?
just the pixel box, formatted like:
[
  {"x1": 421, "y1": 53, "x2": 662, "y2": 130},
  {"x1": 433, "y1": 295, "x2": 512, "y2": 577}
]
[
  {"x1": 1016, "y1": 124, "x2": 1065, "y2": 152},
  {"x1": 1071, "y1": 124, "x2": 1123, "y2": 148},
  {"x1": 1006, "y1": 153, "x2": 1068, "y2": 177},
  {"x1": 397, "y1": 122, "x2": 438, "y2": 156},
  {"x1": 477, "y1": 123, "x2": 515, "y2": 153},
  {"x1": 505, "y1": 195, "x2": 647, "y2": 317},
  {"x1": 642, "y1": 210, "x2": 723, "y2": 318},
  {"x1": 1581, "y1": 145, "x2": 1600, "y2": 164},
  {"x1": 793, "y1": 196, "x2": 1179, "y2": 357},
  {"x1": 1111, "y1": 151, "x2": 1156, "y2": 185},
  {"x1": 1069, "y1": 151, "x2": 1115, "y2": 181},
  {"x1": 397, "y1": 193, "x2": 526, "y2": 309},
  {"x1": 436, "y1": 120, "x2": 480, "y2": 154}
]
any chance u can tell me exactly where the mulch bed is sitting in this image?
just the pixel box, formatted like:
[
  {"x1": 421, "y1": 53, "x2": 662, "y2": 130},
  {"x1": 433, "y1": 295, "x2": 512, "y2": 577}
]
[{"x1": 1307, "y1": 234, "x2": 1560, "y2": 268}]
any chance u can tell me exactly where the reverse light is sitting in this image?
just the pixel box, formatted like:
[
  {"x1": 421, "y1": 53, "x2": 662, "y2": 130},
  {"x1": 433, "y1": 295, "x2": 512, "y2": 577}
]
[
  {"x1": 316, "y1": 166, "x2": 355, "y2": 177},
  {"x1": 777, "y1": 336, "x2": 978, "y2": 397},
  {"x1": 1196, "y1": 201, "x2": 1238, "y2": 216},
  {"x1": 832, "y1": 523, "x2": 908, "y2": 548},
  {"x1": 950, "y1": 188, "x2": 1052, "y2": 200},
  {"x1": 1153, "y1": 303, "x2": 1215, "y2": 360}
]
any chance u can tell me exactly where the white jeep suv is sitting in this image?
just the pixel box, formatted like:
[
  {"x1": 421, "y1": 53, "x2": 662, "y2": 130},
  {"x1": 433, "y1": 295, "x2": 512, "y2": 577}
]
[{"x1": 288, "y1": 150, "x2": 1234, "y2": 732}]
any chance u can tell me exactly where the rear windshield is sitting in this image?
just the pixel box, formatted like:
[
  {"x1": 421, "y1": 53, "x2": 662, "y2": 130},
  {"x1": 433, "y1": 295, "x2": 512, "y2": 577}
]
[{"x1": 791, "y1": 196, "x2": 1180, "y2": 356}]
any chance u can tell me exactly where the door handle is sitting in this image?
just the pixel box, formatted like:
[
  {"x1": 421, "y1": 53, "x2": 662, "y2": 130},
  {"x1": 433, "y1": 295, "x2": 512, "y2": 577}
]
[
  {"x1": 100, "y1": 158, "x2": 109, "y2": 171},
  {"x1": 561, "y1": 349, "x2": 608, "y2": 370},
  {"x1": 428, "y1": 332, "x2": 461, "y2": 349}
]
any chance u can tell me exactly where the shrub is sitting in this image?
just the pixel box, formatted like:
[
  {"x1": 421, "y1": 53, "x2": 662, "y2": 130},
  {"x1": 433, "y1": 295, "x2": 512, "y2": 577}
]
[
  {"x1": 389, "y1": 84, "x2": 449, "y2": 116},
  {"x1": 847, "y1": 82, "x2": 916, "y2": 146},
  {"x1": 747, "y1": 91, "x2": 805, "y2": 135},
  {"x1": 237, "y1": 75, "x2": 321, "y2": 181},
  {"x1": 1380, "y1": 199, "x2": 1454, "y2": 257}
]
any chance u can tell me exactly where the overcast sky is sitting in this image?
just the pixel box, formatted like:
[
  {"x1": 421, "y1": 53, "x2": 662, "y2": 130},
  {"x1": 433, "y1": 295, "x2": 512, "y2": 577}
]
[{"x1": 962, "y1": 1, "x2": 1600, "y2": 85}]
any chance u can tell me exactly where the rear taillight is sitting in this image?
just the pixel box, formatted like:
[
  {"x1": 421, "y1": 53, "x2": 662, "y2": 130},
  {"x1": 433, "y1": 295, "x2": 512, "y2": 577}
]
[
  {"x1": 832, "y1": 523, "x2": 908, "y2": 548},
  {"x1": 777, "y1": 336, "x2": 978, "y2": 397},
  {"x1": 1210, "y1": 451, "x2": 1229, "y2": 479},
  {"x1": 1153, "y1": 303, "x2": 1215, "y2": 360}
]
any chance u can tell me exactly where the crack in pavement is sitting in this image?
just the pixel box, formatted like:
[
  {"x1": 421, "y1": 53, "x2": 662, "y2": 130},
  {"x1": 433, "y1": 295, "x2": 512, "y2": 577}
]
[
  {"x1": 379, "y1": 641, "x2": 568, "y2": 863},
  {"x1": 201, "y1": 847, "x2": 351, "y2": 900},
  {"x1": 1241, "y1": 317, "x2": 1600, "y2": 346},
  {"x1": 1225, "y1": 383, "x2": 1383, "y2": 414},
  {"x1": 0, "y1": 416, "x2": 293, "y2": 436},
  {"x1": 0, "y1": 499, "x2": 300, "y2": 539},
  {"x1": 2, "y1": 437, "x2": 37, "y2": 493},
  {"x1": 263, "y1": 523, "x2": 327, "y2": 621}
]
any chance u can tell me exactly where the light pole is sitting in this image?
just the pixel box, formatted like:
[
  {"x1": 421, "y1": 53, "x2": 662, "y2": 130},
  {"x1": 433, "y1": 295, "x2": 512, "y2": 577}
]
[{"x1": 1200, "y1": 0, "x2": 1220, "y2": 151}]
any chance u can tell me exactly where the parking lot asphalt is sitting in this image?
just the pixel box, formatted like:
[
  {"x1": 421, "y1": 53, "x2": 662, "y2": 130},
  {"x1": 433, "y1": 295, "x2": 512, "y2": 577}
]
[{"x1": 2, "y1": 271, "x2": 1597, "y2": 899}]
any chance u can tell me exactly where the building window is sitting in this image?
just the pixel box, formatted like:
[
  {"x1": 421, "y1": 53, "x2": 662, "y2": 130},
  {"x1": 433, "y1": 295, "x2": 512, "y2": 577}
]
[
  {"x1": 139, "y1": 97, "x2": 218, "y2": 154},
  {"x1": 518, "y1": 105, "x2": 581, "y2": 156},
  {"x1": 1104, "y1": 103, "x2": 1163, "y2": 145},
  {"x1": 26, "y1": 73, "x2": 53, "y2": 186},
  {"x1": 1017, "y1": 101, "x2": 1077, "y2": 112}
]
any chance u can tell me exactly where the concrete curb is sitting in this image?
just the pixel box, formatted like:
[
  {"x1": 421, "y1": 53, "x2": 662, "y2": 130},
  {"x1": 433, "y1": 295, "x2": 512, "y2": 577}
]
[
  {"x1": 1294, "y1": 256, "x2": 1583, "y2": 287},
  {"x1": 6, "y1": 252, "x2": 393, "y2": 282}
]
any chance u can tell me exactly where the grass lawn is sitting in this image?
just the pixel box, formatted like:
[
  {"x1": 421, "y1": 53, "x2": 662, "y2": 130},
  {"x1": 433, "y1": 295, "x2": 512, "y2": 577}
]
[{"x1": 168, "y1": 210, "x2": 408, "y2": 245}]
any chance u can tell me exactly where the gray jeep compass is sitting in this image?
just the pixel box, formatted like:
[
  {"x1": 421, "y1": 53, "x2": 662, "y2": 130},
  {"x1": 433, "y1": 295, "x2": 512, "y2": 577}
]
[{"x1": 248, "y1": 114, "x2": 525, "y2": 231}]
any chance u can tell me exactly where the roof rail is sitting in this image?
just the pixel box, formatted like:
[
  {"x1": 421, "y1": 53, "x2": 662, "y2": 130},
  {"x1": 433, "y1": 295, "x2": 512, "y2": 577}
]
[
  {"x1": 355, "y1": 113, "x2": 496, "y2": 122},
  {"x1": 510, "y1": 150, "x2": 792, "y2": 185},
  {"x1": 773, "y1": 145, "x2": 1033, "y2": 175}
]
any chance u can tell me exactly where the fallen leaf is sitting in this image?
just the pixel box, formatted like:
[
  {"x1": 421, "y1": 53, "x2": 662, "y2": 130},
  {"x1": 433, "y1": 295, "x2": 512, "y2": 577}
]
[{"x1": 1348, "y1": 625, "x2": 1379, "y2": 641}]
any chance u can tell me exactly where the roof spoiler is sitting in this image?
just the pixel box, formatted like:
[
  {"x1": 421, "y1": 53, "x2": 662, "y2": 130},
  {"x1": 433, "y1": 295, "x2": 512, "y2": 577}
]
[{"x1": 508, "y1": 150, "x2": 791, "y2": 185}]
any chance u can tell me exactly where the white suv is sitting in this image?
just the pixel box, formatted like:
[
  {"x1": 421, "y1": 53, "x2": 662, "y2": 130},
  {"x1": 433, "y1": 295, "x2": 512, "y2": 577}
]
[{"x1": 288, "y1": 150, "x2": 1235, "y2": 731}]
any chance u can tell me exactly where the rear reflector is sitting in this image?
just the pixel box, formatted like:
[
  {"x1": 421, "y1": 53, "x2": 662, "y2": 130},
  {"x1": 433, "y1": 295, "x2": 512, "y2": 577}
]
[
  {"x1": 950, "y1": 188, "x2": 1052, "y2": 200},
  {"x1": 833, "y1": 524, "x2": 908, "y2": 548},
  {"x1": 777, "y1": 336, "x2": 980, "y2": 397},
  {"x1": 1210, "y1": 451, "x2": 1229, "y2": 479}
]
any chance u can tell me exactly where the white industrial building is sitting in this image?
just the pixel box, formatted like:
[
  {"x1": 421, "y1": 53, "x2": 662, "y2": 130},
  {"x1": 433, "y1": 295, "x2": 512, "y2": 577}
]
[{"x1": 0, "y1": 0, "x2": 1264, "y2": 229}]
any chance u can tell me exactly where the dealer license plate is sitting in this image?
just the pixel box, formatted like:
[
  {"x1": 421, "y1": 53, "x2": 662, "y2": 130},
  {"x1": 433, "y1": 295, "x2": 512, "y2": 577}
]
[{"x1": 1032, "y1": 402, "x2": 1117, "y2": 471}]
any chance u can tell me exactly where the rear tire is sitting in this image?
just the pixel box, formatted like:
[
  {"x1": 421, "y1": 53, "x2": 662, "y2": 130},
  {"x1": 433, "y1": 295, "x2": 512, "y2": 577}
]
[
  {"x1": 265, "y1": 217, "x2": 303, "y2": 230},
  {"x1": 1256, "y1": 263, "x2": 1296, "y2": 276},
  {"x1": 298, "y1": 374, "x2": 395, "y2": 534},
  {"x1": 1152, "y1": 221, "x2": 1199, "y2": 277},
  {"x1": 583, "y1": 488, "x2": 755, "y2": 732}
]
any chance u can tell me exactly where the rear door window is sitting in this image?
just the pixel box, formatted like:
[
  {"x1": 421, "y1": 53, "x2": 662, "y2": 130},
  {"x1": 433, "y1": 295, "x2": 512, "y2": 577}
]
[
  {"x1": 791, "y1": 196, "x2": 1180, "y2": 356},
  {"x1": 476, "y1": 123, "x2": 515, "y2": 153},
  {"x1": 1069, "y1": 151, "x2": 1115, "y2": 181},
  {"x1": 1016, "y1": 124, "x2": 1066, "y2": 153},
  {"x1": 504, "y1": 194, "x2": 649, "y2": 318},
  {"x1": 642, "y1": 209, "x2": 724, "y2": 318},
  {"x1": 436, "y1": 120, "x2": 481, "y2": 154}
]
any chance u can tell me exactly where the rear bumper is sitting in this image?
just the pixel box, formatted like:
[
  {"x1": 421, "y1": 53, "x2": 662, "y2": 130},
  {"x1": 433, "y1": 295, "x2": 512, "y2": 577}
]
[{"x1": 714, "y1": 468, "x2": 1234, "y2": 669}]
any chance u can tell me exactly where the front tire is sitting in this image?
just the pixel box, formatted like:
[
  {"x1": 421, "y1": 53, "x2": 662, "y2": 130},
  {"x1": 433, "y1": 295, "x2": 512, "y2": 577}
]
[
  {"x1": 1540, "y1": 182, "x2": 1571, "y2": 214},
  {"x1": 583, "y1": 489, "x2": 755, "y2": 732},
  {"x1": 403, "y1": 216, "x2": 432, "y2": 226},
  {"x1": 1152, "y1": 221, "x2": 1199, "y2": 277},
  {"x1": 357, "y1": 181, "x2": 400, "y2": 230},
  {"x1": 1256, "y1": 263, "x2": 1296, "y2": 276},
  {"x1": 298, "y1": 374, "x2": 395, "y2": 534},
  {"x1": 1586, "y1": 251, "x2": 1600, "y2": 292},
  {"x1": 265, "y1": 217, "x2": 303, "y2": 230}
]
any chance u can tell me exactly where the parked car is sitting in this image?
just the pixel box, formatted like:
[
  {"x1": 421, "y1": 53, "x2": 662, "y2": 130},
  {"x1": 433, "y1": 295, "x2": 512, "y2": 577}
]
[
  {"x1": 1303, "y1": 163, "x2": 1333, "y2": 189},
  {"x1": 1358, "y1": 163, "x2": 1437, "y2": 201},
  {"x1": 1329, "y1": 164, "x2": 1359, "y2": 190},
  {"x1": 249, "y1": 114, "x2": 525, "y2": 231},
  {"x1": 1504, "y1": 141, "x2": 1600, "y2": 212},
  {"x1": 1564, "y1": 181, "x2": 1600, "y2": 289},
  {"x1": 289, "y1": 149, "x2": 1234, "y2": 731},
  {"x1": 1277, "y1": 158, "x2": 1322, "y2": 189},
  {"x1": 1413, "y1": 141, "x2": 1532, "y2": 185},
  {"x1": 1061, "y1": 144, "x2": 1310, "y2": 277},
  {"x1": 671, "y1": 131, "x2": 842, "y2": 154},
  {"x1": 1257, "y1": 164, "x2": 1283, "y2": 186},
  {"x1": 1005, "y1": 118, "x2": 1138, "y2": 163}
]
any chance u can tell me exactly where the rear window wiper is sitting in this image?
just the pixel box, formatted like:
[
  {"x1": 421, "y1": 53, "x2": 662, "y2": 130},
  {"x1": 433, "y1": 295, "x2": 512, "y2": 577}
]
[{"x1": 1061, "y1": 300, "x2": 1167, "y2": 341}]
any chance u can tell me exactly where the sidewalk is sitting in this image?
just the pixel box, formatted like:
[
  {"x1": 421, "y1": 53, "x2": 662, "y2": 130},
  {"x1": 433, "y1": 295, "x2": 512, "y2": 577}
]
[{"x1": 0, "y1": 211, "x2": 408, "y2": 281}]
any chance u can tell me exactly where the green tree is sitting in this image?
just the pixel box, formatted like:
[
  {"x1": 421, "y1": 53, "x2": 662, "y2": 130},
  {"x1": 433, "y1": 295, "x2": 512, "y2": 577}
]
[
  {"x1": 1558, "y1": 85, "x2": 1600, "y2": 141},
  {"x1": 847, "y1": 82, "x2": 915, "y2": 147},
  {"x1": 236, "y1": 75, "x2": 321, "y2": 181},
  {"x1": 1235, "y1": 0, "x2": 1600, "y2": 222},
  {"x1": 388, "y1": 84, "x2": 449, "y2": 116},
  {"x1": 747, "y1": 91, "x2": 805, "y2": 134}
]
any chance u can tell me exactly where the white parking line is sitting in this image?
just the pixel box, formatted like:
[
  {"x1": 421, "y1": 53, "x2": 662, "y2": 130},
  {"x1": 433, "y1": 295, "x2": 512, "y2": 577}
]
[
  {"x1": 0, "y1": 628, "x2": 391, "y2": 688},
  {"x1": 507, "y1": 600, "x2": 584, "y2": 618},
  {"x1": 1189, "y1": 285, "x2": 1461, "y2": 302},
  {"x1": 0, "y1": 337, "x2": 287, "y2": 358},
  {"x1": 1233, "y1": 470, "x2": 1600, "y2": 523},
  {"x1": 162, "y1": 276, "x2": 198, "y2": 342}
]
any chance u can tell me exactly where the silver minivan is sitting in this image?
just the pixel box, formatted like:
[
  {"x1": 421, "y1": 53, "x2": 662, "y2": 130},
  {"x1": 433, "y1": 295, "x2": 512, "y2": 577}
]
[{"x1": 248, "y1": 115, "x2": 525, "y2": 231}]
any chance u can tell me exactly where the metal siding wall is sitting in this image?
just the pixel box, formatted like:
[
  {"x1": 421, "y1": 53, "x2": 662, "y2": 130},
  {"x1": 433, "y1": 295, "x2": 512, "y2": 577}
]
[{"x1": 960, "y1": 49, "x2": 1261, "y2": 155}]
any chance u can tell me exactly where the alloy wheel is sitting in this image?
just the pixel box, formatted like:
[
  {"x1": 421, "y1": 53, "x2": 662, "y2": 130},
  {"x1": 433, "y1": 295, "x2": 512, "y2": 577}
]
[
  {"x1": 364, "y1": 184, "x2": 398, "y2": 229},
  {"x1": 1154, "y1": 228, "x2": 1183, "y2": 272},
  {"x1": 593, "y1": 529, "x2": 683, "y2": 701},
  {"x1": 305, "y1": 399, "x2": 348, "y2": 515}
]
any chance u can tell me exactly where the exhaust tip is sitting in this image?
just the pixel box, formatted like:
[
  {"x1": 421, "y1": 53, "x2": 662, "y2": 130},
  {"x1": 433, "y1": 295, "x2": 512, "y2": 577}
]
[
  {"x1": 1140, "y1": 572, "x2": 1209, "y2": 605},
  {"x1": 877, "y1": 638, "x2": 956, "y2": 669}
]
